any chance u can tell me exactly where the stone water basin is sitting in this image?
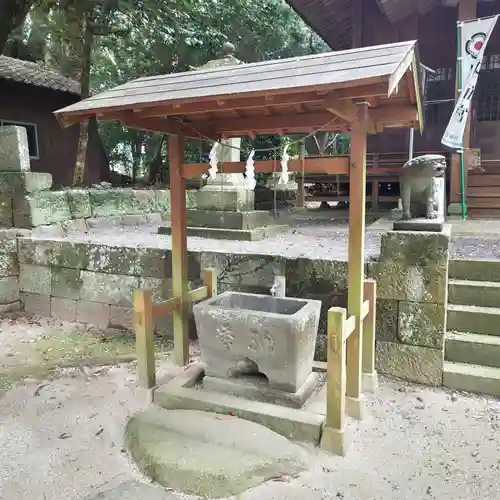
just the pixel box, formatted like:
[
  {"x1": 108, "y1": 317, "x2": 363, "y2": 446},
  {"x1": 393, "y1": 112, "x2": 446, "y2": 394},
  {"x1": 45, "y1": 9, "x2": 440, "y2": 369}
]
[{"x1": 193, "y1": 291, "x2": 321, "y2": 393}]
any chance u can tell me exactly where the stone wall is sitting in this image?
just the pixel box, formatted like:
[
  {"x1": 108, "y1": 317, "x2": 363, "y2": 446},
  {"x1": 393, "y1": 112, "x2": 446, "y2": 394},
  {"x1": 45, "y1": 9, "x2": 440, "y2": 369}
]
[
  {"x1": 0, "y1": 228, "x2": 450, "y2": 386},
  {"x1": 370, "y1": 230, "x2": 450, "y2": 386}
]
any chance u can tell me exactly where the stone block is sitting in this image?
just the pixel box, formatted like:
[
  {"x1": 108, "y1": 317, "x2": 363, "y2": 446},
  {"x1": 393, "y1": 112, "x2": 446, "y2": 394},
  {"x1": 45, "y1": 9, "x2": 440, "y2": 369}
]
[
  {"x1": 19, "y1": 264, "x2": 52, "y2": 295},
  {"x1": 196, "y1": 187, "x2": 254, "y2": 212},
  {"x1": 193, "y1": 291, "x2": 321, "y2": 393},
  {"x1": 79, "y1": 270, "x2": 139, "y2": 306},
  {"x1": 121, "y1": 214, "x2": 148, "y2": 226},
  {"x1": 398, "y1": 301, "x2": 446, "y2": 349},
  {"x1": 0, "y1": 195, "x2": 12, "y2": 228},
  {"x1": 85, "y1": 216, "x2": 121, "y2": 229},
  {"x1": 375, "y1": 340, "x2": 443, "y2": 386},
  {"x1": 22, "y1": 292, "x2": 50, "y2": 317},
  {"x1": 376, "y1": 231, "x2": 449, "y2": 304},
  {"x1": 66, "y1": 189, "x2": 91, "y2": 219},
  {"x1": 286, "y1": 258, "x2": 349, "y2": 296},
  {"x1": 12, "y1": 196, "x2": 31, "y2": 228},
  {"x1": 0, "y1": 234, "x2": 18, "y2": 276},
  {"x1": 76, "y1": 300, "x2": 110, "y2": 329},
  {"x1": 31, "y1": 224, "x2": 65, "y2": 238},
  {"x1": 25, "y1": 191, "x2": 71, "y2": 227},
  {"x1": 371, "y1": 261, "x2": 448, "y2": 304},
  {"x1": 0, "y1": 277, "x2": 20, "y2": 303},
  {"x1": 375, "y1": 299, "x2": 399, "y2": 343},
  {"x1": 186, "y1": 209, "x2": 270, "y2": 230},
  {"x1": 51, "y1": 297, "x2": 77, "y2": 322},
  {"x1": 51, "y1": 267, "x2": 81, "y2": 300},
  {"x1": 89, "y1": 188, "x2": 136, "y2": 217},
  {"x1": 109, "y1": 305, "x2": 133, "y2": 330},
  {"x1": 63, "y1": 219, "x2": 88, "y2": 233},
  {"x1": 140, "y1": 277, "x2": 170, "y2": 303},
  {"x1": 146, "y1": 213, "x2": 162, "y2": 224},
  {"x1": 154, "y1": 313, "x2": 173, "y2": 337},
  {"x1": 0, "y1": 301, "x2": 22, "y2": 314},
  {"x1": 0, "y1": 126, "x2": 30, "y2": 172},
  {"x1": 153, "y1": 190, "x2": 171, "y2": 214},
  {"x1": 18, "y1": 239, "x2": 92, "y2": 269},
  {"x1": 197, "y1": 252, "x2": 285, "y2": 289},
  {"x1": 0, "y1": 172, "x2": 52, "y2": 194},
  {"x1": 132, "y1": 189, "x2": 156, "y2": 213}
]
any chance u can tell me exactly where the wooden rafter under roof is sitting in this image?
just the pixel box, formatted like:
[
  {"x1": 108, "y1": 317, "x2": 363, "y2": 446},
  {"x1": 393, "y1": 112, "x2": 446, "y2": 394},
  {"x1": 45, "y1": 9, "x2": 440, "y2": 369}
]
[{"x1": 54, "y1": 40, "x2": 423, "y2": 140}]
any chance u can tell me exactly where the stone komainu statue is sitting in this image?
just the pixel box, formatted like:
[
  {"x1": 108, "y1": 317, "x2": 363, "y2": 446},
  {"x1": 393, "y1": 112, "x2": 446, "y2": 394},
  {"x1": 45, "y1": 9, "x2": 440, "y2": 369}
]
[{"x1": 399, "y1": 154, "x2": 447, "y2": 220}]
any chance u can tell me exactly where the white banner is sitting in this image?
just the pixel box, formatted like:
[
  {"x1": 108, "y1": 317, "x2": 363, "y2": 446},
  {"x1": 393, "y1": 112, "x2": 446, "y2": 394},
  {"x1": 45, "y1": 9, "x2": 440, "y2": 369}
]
[{"x1": 441, "y1": 15, "x2": 498, "y2": 151}]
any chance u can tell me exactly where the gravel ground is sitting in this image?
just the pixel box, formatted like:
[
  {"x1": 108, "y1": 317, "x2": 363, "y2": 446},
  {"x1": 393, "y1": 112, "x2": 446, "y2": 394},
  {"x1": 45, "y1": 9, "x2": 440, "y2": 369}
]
[{"x1": 1, "y1": 317, "x2": 500, "y2": 500}]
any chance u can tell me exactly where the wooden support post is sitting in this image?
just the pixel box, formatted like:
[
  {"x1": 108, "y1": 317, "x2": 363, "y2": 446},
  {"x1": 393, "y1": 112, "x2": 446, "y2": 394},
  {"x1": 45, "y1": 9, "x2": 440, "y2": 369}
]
[
  {"x1": 169, "y1": 134, "x2": 190, "y2": 366},
  {"x1": 346, "y1": 101, "x2": 369, "y2": 421},
  {"x1": 320, "y1": 307, "x2": 349, "y2": 456},
  {"x1": 204, "y1": 268, "x2": 217, "y2": 299},
  {"x1": 133, "y1": 289, "x2": 155, "y2": 389},
  {"x1": 362, "y1": 279, "x2": 378, "y2": 393}
]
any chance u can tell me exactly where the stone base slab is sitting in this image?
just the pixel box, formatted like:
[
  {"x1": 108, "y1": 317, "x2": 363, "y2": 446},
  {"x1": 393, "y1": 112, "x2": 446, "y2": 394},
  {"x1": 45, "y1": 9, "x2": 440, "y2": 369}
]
[
  {"x1": 393, "y1": 218, "x2": 445, "y2": 232},
  {"x1": 152, "y1": 362, "x2": 324, "y2": 444},
  {"x1": 158, "y1": 224, "x2": 289, "y2": 241},
  {"x1": 362, "y1": 371, "x2": 378, "y2": 393},
  {"x1": 186, "y1": 209, "x2": 270, "y2": 230},
  {"x1": 346, "y1": 395, "x2": 366, "y2": 421},
  {"x1": 202, "y1": 371, "x2": 320, "y2": 409}
]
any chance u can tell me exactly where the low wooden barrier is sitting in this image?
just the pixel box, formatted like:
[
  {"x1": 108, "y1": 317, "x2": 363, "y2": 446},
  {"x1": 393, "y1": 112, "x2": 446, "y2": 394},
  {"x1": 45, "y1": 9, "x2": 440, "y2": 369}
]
[
  {"x1": 321, "y1": 278, "x2": 377, "y2": 456},
  {"x1": 133, "y1": 268, "x2": 217, "y2": 389}
]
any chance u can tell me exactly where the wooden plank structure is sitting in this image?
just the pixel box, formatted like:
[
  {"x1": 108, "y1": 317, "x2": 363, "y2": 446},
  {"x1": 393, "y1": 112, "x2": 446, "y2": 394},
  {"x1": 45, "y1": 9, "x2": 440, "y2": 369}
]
[{"x1": 54, "y1": 40, "x2": 424, "y2": 455}]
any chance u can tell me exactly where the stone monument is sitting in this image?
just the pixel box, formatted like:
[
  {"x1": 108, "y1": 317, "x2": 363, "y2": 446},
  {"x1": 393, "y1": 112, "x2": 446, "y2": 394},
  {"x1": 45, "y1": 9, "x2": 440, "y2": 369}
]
[
  {"x1": 392, "y1": 154, "x2": 447, "y2": 232},
  {"x1": 159, "y1": 43, "x2": 288, "y2": 241}
]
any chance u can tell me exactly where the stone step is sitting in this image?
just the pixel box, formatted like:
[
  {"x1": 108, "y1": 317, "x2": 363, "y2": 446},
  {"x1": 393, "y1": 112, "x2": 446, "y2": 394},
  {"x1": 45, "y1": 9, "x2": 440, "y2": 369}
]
[
  {"x1": 449, "y1": 259, "x2": 500, "y2": 282},
  {"x1": 448, "y1": 279, "x2": 500, "y2": 308},
  {"x1": 445, "y1": 332, "x2": 500, "y2": 368},
  {"x1": 447, "y1": 304, "x2": 500, "y2": 336},
  {"x1": 443, "y1": 361, "x2": 500, "y2": 397}
]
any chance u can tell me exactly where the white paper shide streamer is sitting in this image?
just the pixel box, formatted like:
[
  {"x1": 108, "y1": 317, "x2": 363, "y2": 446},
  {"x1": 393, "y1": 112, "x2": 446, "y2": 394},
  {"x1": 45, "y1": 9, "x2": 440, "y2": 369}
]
[
  {"x1": 207, "y1": 141, "x2": 221, "y2": 180},
  {"x1": 279, "y1": 144, "x2": 290, "y2": 184},
  {"x1": 245, "y1": 150, "x2": 256, "y2": 190}
]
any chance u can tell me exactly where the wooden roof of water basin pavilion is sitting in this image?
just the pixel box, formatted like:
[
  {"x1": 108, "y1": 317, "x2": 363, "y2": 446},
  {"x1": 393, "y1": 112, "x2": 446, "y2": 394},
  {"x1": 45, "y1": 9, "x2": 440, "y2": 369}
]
[{"x1": 54, "y1": 40, "x2": 424, "y2": 147}]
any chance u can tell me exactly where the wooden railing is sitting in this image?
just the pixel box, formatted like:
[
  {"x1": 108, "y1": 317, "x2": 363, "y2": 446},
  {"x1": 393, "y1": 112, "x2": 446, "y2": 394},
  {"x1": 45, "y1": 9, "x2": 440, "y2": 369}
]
[
  {"x1": 321, "y1": 279, "x2": 377, "y2": 456},
  {"x1": 133, "y1": 268, "x2": 217, "y2": 389}
]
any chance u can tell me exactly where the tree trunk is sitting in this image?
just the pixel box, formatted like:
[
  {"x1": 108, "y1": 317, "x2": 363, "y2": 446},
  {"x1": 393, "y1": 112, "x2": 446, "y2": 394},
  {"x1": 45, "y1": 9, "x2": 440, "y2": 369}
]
[
  {"x1": 0, "y1": 0, "x2": 34, "y2": 54},
  {"x1": 72, "y1": 16, "x2": 93, "y2": 186}
]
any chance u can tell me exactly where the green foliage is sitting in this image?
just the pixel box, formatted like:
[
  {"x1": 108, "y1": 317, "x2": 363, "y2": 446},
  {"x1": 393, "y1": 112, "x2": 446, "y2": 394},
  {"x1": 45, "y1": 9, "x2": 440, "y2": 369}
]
[{"x1": 2, "y1": 0, "x2": 329, "y2": 184}]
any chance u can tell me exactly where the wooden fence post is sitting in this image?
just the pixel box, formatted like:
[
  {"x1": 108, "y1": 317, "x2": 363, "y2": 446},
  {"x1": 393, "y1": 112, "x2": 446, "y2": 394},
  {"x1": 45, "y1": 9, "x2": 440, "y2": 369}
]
[
  {"x1": 363, "y1": 279, "x2": 378, "y2": 392},
  {"x1": 133, "y1": 289, "x2": 155, "y2": 389},
  {"x1": 204, "y1": 268, "x2": 217, "y2": 299},
  {"x1": 320, "y1": 307, "x2": 349, "y2": 456}
]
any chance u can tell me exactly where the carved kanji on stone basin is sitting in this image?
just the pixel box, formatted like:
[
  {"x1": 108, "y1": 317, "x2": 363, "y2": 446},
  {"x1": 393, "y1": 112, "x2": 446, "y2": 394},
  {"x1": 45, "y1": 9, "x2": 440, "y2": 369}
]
[{"x1": 193, "y1": 291, "x2": 321, "y2": 393}]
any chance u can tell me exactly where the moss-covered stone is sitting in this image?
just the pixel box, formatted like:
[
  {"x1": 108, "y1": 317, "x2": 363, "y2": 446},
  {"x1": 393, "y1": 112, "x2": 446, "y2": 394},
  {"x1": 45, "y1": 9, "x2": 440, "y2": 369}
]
[
  {"x1": 153, "y1": 189, "x2": 171, "y2": 214},
  {"x1": 25, "y1": 191, "x2": 71, "y2": 227},
  {"x1": 398, "y1": 301, "x2": 446, "y2": 349},
  {"x1": 19, "y1": 264, "x2": 52, "y2": 295},
  {"x1": 376, "y1": 340, "x2": 443, "y2": 386},
  {"x1": 0, "y1": 194, "x2": 12, "y2": 228},
  {"x1": 66, "y1": 189, "x2": 91, "y2": 219},
  {"x1": 0, "y1": 235, "x2": 18, "y2": 276},
  {"x1": 89, "y1": 188, "x2": 136, "y2": 217},
  {"x1": 51, "y1": 267, "x2": 82, "y2": 300},
  {"x1": 376, "y1": 299, "x2": 399, "y2": 343},
  {"x1": 286, "y1": 258, "x2": 348, "y2": 296},
  {"x1": 132, "y1": 189, "x2": 157, "y2": 213},
  {"x1": 0, "y1": 172, "x2": 52, "y2": 194},
  {"x1": 0, "y1": 277, "x2": 20, "y2": 303},
  {"x1": 79, "y1": 270, "x2": 139, "y2": 306}
]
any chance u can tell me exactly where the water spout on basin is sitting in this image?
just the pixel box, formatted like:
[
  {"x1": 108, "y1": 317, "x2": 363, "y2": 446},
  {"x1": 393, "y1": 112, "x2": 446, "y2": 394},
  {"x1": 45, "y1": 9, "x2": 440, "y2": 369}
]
[{"x1": 270, "y1": 275, "x2": 286, "y2": 298}]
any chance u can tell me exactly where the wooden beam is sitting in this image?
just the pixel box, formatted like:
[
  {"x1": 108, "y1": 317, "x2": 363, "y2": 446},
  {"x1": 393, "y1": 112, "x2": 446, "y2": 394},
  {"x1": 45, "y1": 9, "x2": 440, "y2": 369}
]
[
  {"x1": 324, "y1": 96, "x2": 357, "y2": 123},
  {"x1": 346, "y1": 101, "x2": 369, "y2": 422},
  {"x1": 169, "y1": 134, "x2": 190, "y2": 366},
  {"x1": 369, "y1": 105, "x2": 417, "y2": 125},
  {"x1": 118, "y1": 113, "x2": 215, "y2": 140},
  {"x1": 181, "y1": 156, "x2": 350, "y2": 178},
  {"x1": 205, "y1": 112, "x2": 344, "y2": 136},
  {"x1": 152, "y1": 296, "x2": 180, "y2": 317},
  {"x1": 134, "y1": 90, "x2": 327, "y2": 118},
  {"x1": 133, "y1": 289, "x2": 155, "y2": 389},
  {"x1": 203, "y1": 268, "x2": 217, "y2": 299}
]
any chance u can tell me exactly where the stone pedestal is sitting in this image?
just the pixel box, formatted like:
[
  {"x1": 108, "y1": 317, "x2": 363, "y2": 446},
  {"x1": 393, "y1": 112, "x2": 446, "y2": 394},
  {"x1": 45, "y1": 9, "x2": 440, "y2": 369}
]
[{"x1": 370, "y1": 228, "x2": 450, "y2": 386}]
